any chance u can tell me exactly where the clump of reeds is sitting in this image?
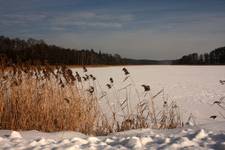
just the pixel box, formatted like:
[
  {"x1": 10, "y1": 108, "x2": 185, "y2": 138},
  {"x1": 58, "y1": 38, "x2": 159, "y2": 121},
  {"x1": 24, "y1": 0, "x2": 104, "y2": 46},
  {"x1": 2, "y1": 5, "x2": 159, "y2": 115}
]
[
  {"x1": 91, "y1": 67, "x2": 183, "y2": 134},
  {"x1": 0, "y1": 56, "x2": 183, "y2": 135},
  {"x1": 0, "y1": 58, "x2": 100, "y2": 134}
]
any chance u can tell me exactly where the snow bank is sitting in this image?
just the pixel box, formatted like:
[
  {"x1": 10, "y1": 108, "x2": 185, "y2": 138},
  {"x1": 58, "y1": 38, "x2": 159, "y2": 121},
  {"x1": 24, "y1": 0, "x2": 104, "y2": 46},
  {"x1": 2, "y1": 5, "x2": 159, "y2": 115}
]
[{"x1": 1, "y1": 122, "x2": 225, "y2": 149}]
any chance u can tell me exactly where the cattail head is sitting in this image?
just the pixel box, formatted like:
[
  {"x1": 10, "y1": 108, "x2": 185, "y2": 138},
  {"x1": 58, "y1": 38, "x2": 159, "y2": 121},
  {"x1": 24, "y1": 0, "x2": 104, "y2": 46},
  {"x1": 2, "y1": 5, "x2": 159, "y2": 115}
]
[
  {"x1": 210, "y1": 115, "x2": 217, "y2": 119},
  {"x1": 75, "y1": 72, "x2": 80, "y2": 77},
  {"x1": 219, "y1": 80, "x2": 225, "y2": 85},
  {"x1": 64, "y1": 98, "x2": 70, "y2": 104},
  {"x1": 163, "y1": 101, "x2": 167, "y2": 108},
  {"x1": 141, "y1": 84, "x2": 150, "y2": 91},
  {"x1": 75, "y1": 72, "x2": 82, "y2": 82},
  {"x1": 213, "y1": 101, "x2": 221, "y2": 105},
  {"x1": 82, "y1": 76, "x2": 87, "y2": 81},
  {"x1": 67, "y1": 69, "x2": 76, "y2": 82},
  {"x1": 83, "y1": 66, "x2": 87, "y2": 72},
  {"x1": 90, "y1": 74, "x2": 96, "y2": 81},
  {"x1": 109, "y1": 77, "x2": 113, "y2": 83},
  {"x1": 106, "y1": 83, "x2": 112, "y2": 89},
  {"x1": 88, "y1": 86, "x2": 94, "y2": 94},
  {"x1": 122, "y1": 67, "x2": 129, "y2": 75},
  {"x1": 85, "y1": 74, "x2": 89, "y2": 80}
]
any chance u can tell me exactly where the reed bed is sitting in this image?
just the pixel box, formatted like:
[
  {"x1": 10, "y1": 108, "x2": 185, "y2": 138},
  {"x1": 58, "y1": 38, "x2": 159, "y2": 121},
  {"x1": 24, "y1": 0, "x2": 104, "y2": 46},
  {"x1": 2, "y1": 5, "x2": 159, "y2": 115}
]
[
  {"x1": 0, "y1": 57, "x2": 183, "y2": 135},
  {"x1": 93, "y1": 67, "x2": 183, "y2": 135},
  {"x1": 0, "y1": 59, "x2": 99, "y2": 134}
]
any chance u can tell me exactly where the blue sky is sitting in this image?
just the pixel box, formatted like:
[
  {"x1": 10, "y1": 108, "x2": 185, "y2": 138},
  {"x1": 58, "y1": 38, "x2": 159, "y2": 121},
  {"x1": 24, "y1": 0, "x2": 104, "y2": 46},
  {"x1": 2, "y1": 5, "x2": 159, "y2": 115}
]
[{"x1": 0, "y1": 0, "x2": 225, "y2": 59}]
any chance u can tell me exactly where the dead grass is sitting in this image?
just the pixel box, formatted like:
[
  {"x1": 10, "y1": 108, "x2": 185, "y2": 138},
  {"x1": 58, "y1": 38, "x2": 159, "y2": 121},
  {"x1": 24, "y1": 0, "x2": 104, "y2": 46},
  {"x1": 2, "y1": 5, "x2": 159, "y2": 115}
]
[
  {"x1": 91, "y1": 67, "x2": 183, "y2": 135},
  {"x1": 0, "y1": 60, "x2": 100, "y2": 134},
  {"x1": 0, "y1": 57, "x2": 183, "y2": 135}
]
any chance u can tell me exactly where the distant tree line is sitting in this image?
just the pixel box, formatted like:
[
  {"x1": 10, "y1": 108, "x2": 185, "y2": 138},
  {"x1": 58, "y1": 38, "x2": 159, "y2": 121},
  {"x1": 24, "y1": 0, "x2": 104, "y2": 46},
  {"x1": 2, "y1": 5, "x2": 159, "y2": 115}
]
[
  {"x1": 0, "y1": 36, "x2": 125, "y2": 65},
  {"x1": 0, "y1": 36, "x2": 160, "y2": 65},
  {"x1": 173, "y1": 46, "x2": 225, "y2": 65},
  {"x1": 2, "y1": 36, "x2": 223, "y2": 65}
]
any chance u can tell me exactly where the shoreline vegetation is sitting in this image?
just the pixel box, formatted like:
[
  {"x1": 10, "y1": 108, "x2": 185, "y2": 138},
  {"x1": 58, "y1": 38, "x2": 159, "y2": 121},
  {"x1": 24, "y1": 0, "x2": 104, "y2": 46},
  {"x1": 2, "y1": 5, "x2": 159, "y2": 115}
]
[
  {"x1": 0, "y1": 57, "x2": 183, "y2": 135},
  {"x1": 0, "y1": 36, "x2": 224, "y2": 66}
]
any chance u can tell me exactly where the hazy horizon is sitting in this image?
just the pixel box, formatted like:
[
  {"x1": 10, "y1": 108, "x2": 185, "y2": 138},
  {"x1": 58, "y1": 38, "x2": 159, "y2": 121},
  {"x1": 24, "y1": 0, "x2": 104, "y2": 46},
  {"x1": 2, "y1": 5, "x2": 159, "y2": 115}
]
[{"x1": 1, "y1": 0, "x2": 225, "y2": 60}]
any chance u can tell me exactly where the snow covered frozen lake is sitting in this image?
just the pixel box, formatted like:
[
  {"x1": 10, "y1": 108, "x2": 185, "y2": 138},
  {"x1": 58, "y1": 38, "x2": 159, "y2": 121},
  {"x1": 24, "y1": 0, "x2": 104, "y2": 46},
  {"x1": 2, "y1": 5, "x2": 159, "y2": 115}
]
[
  {"x1": 1, "y1": 65, "x2": 225, "y2": 149},
  {"x1": 74, "y1": 65, "x2": 225, "y2": 124}
]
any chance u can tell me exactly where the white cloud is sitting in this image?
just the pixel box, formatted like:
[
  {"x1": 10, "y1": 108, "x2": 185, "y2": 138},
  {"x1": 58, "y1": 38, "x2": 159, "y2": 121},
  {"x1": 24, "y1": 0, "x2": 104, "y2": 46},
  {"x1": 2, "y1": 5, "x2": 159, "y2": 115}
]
[
  {"x1": 1, "y1": 13, "x2": 47, "y2": 23},
  {"x1": 50, "y1": 11, "x2": 134, "y2": 29},
  {"x1": 47, "y1": 15, "x2": 225, "y2": 60}
]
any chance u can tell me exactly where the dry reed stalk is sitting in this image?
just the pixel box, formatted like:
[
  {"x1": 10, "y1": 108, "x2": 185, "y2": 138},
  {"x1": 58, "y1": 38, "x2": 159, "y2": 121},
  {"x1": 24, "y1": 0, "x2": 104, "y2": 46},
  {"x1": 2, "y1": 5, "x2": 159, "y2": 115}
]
[{"x1": 0, "y1": 63, "x2": 100, "y2": 134}]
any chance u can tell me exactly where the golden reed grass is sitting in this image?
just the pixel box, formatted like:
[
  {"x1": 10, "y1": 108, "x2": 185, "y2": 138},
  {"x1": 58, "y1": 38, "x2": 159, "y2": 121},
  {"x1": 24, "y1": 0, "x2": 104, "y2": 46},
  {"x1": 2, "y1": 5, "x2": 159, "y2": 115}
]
[
  {"x1": 0, "y1": 57, "x2": 183, "y2": 135},
  {"x1": 0, "y1": 60, "x2": 100, "y2": 134}
]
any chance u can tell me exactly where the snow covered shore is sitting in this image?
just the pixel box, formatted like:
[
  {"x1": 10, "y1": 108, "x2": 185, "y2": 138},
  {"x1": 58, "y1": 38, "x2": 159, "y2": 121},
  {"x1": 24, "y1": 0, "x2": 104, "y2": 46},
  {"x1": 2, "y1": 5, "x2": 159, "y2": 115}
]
[{"x1": 0, "y1": 122, "x2": 225, "y2": 149}]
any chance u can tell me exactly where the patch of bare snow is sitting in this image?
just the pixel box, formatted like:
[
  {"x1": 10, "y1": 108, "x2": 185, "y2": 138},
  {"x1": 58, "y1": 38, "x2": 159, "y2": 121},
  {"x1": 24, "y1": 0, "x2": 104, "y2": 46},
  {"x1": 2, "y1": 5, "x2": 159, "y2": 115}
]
[{"x1": 1, "y1": 122, "x2": 225, "y2": 149}]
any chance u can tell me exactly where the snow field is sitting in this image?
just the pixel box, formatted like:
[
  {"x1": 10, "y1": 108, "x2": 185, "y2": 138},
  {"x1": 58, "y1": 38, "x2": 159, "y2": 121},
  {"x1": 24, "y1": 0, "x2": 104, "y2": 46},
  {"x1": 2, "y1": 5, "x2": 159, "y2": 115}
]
[
  {"x1": 73, "y1": 65, "x2": 225, "y2": 124},
  {"x1": 0, "y1": 127, "x2": 225, "y2": 150}
]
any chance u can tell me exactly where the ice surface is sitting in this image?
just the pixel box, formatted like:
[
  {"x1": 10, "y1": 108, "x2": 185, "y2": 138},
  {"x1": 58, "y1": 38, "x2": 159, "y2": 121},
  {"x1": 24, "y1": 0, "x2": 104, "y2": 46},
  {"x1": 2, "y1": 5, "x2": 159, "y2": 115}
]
[{"x1": 72, "y1": 65, "x2": 225, "y2": 124}]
